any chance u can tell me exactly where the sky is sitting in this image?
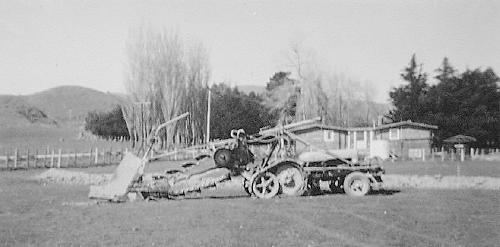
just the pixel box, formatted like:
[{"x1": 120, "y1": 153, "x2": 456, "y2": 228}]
[{"x1": 1, "y1": 0, "x2": 499, "y2": 103}]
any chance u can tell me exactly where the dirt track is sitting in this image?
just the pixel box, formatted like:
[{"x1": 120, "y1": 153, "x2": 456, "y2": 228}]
[{"x1": 1, "y1": 170, "x2": 499, "y2": 246}]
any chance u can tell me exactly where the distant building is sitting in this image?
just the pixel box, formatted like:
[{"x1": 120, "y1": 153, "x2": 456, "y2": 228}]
[
  {"x1": 259, "y1": 120, "x2": 438, "y2": 160},
  {"x1": 347, "y1": 121, "x2": 438, "y2": 160}
]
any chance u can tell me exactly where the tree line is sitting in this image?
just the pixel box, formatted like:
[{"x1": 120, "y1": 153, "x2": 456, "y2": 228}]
[
  {"x1": 84, "y1": 26, "x2": 499, "y2": 149},
  {"x1": 388, "y1": 55, "x2": 500, "y2": 147}
]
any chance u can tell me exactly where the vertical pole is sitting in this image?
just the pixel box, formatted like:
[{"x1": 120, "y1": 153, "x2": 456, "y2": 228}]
[
  {"x1": 14, "y1": 149, "x2": 18, "y2": 169},
  {"x1": 422, "y1": 149, "x2": 425, "y2": 162},
  {"x1": 451, "y1": 149, "x2": 455, "y2": 161},
  {"x1": 470, "y1": 148, "x2": 474, "y2": 160},
  {"x1": 5, "y1": 150, "x2": 9, "y2": 169},
  {"x1": 51, "y1": 150, "x2": 55, "y2": 168},
  {"x1": 441, "y1": 147, "x2": 444, "y2": 162},
  {"x1": 26, "y1": 149, "x2": 30, "y2": 169},
  {"x1": 74, "y1": 150, "x2": 77, "y2": 167},
  {"x1": 45, "y1": 147, "x2": 49, "y2": 167},
  {"x1": 57, "y1": 149, "x2": 62, "y2": 168},
  {"x1": 109, "y1": 147, "x2": 112, "y2": 165},
  {"x1": 431, "y1": 148, "x2": 435, "y2": 161},
  {"x1": 34, "y1": 149, "x2": 38, "y2": 168},
  {"x1": 206, "y1": 89, "x2": 211, "y2": 144},
  {"x1": 460, "y1": 148, "x2": 465, "y2": 162},
  {"x1": 89, "y1": 148, "x2": 92, "y2": 167},
  {"x1": 95, "y1": 147, "x2": 99, "y2": 165}
]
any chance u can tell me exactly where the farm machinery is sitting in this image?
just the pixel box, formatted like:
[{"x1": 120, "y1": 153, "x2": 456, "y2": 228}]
[{"x1": 89, "y1": 116, "x2": 384, "y2": 201}]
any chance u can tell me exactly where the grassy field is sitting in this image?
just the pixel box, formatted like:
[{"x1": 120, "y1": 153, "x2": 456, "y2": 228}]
[
  {"x1": 1, "y1": 160, "x2": 500, "y2": 246},
  {"x1": 0, "y1": 123, "x2": 130, "y2": 153},
  {"x1": 382, "y1": 160, "x2": 500, "y2": 177}
]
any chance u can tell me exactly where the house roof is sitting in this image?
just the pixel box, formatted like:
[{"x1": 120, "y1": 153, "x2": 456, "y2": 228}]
[
  {"x1": 259, "y1": 122, "x2": 348, "y2": 135},
  {"x1": 259, "y1": 119, "x2": 437, "y2": 136},
  {"x1": 373, "y1": 120, "x2": 438, "y2": 130}
]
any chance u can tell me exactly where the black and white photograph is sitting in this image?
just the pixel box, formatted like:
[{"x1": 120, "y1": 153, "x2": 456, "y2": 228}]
[{"x1": 1, "y1": 0, "x2": 499, "y2": 246}]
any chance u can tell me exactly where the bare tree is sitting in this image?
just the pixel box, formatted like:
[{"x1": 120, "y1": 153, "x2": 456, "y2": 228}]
[
  {"x1": 284, "y1": 43, "x2": 329, "y2": 123},
  {"x1": 123, "y1": 26, "x2": 209, "y2": 151}
]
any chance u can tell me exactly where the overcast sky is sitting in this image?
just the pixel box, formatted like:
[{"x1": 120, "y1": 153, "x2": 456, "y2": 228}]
[{"x1": 1, "y1": 0, "x2": 499, "y2": 103}]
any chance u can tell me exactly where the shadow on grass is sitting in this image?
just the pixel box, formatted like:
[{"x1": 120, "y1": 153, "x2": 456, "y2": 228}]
[
  {"x1": 320, "y1": 188, "x2": 401, "y2": 197},
  {"x1": 173, "y1": 188, "x2": 402, "y2": 201}
]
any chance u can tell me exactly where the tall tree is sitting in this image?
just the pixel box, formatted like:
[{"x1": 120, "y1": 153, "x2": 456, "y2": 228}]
[
  {"x1": 210, "y1": 84, "x2": 273, "y2": 139},
  {"x1": 263, "y1": 71, "x2": 299, "y2": 125},
  {"x1": 123, "y1": 26, "x2": 209, "y2": 150},
  {"x1": 429, "y1": 67, "x2": 500, "y2": 146},
  {"x1": 435, "y1": 57, "x2": 456, "y2": 82},
  {"x1": 387, "y1": 54, "x2": 429, "y2": 122}
]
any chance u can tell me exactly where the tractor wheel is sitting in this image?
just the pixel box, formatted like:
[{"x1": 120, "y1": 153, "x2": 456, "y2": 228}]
[
  {"x1": 243, "y1": 179, "x2": 253, "y2": 196},
  {"x1": 251, "y1": 172, "x2": 280, "y2": 199},
  {"x1": 214, "y1": 148, "x2": 232, "y2": 168},
  {"x1": 343, "y1": 172, "x2": 370, "y2": 196},
  {"x1": 276, "y1": 164, "x2": 305, "y2": 196}
]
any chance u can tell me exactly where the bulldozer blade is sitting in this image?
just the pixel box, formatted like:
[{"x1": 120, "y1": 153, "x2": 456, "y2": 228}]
[{"x1": 89, "y1": 152, "x2": 144, "y2": 201}]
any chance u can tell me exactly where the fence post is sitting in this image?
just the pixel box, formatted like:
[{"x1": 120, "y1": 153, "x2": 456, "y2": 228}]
[
  {"x1": 470, "y1": 148, "x2": 474, "y2": 160},
  {"x1": 89, "y1": 148, "x2": 93, "y2": 167},
  {"x1": 95, "y1": 147, "x2": 99, "y2": 165},
  {"x1": 45, "y1": 147, "x2": 49, "y2": 167},
  {"x1": 57, "y1": 149, "x2": 62, "y2": 168},
  {"x1": 14, "y1": 149, "x2": 18, "y2": 169},
  {"x1": 34, "y1": 149, "x2": 38, "y2": 168},
  {"x1": 6, "y1": 151, "x2": 9, "y2": 169},
  {"x1": 51, "y1": 150, "x2": 55, "y2": 168},
  {"x1": 74, "y1": 150, "x2": 77, "y2": 167},
  {"x1": 460, "y1": 148, "x2": 465, "y2": 162},
  {"x1": 422, "y1": 149, "x2": 426, "y2": 162},
  {"x1": 26, "y1": 149, "x2": 30, "y2": 169},
  {"x1": 441, "y1": 147, "x2": 444, "y2": 162}
]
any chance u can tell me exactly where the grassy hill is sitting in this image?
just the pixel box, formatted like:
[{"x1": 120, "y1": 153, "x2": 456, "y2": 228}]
[
  {"x1": 0, "y1": 95, "x2": 57, "y2": 127},
  {"x1": 24, "y1": 86, "x2": 122, "y2": 121},
  {"x1": 0, "y1": 86, "x2": 126, "y2": 151}
]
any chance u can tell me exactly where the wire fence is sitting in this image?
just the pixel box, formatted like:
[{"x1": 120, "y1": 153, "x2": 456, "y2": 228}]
[{"x1": 0, "y1": 144, "x2": 213, "y2": 171}]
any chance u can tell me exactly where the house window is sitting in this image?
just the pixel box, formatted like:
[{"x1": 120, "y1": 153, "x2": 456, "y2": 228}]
[
  {"x1": 389, "y1": 128, "x2": 399, "y2": 140},
  {"x1": 324, "y1": 130, "x2": 335, "y2": 142}
]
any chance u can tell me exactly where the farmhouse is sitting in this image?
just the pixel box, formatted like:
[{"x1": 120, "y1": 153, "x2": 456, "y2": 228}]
[
  {"x1": 347, "y1": 121, "x2": 438, "y2": 160},
  {"x1": 259, "y1": 120, "x2": 438, "y2": 160}
]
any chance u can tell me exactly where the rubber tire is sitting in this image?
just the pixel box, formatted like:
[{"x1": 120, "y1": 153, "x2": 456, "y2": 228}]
[
  {"x1": 243, "y1": 179, "x2": 253, "y2": 196},
  {"x1": 343, "y1": 172, "x2": 370, "y2": 196},
  {"x1": 214, "y1": 148, "x2": 232, "y2": 168},
  {"x1": 276, "y1": 164, "x2": 305, "y2": 196},
  {"x1": 251, "y1": 172, "x2": 280, "y2": 199}
]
